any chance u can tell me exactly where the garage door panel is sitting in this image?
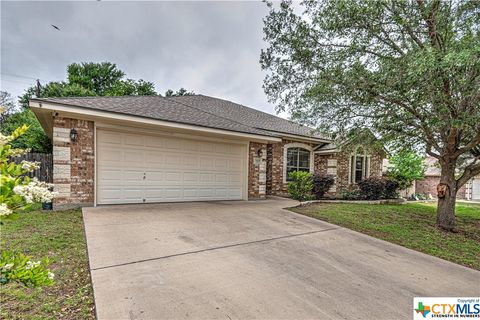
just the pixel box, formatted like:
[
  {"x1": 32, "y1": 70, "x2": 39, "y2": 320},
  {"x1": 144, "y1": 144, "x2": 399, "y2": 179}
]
[
  {"x1": 99, "y1": 131, "x2": 122, "y2": 145},
  {"x1": 183, "y1": 156, "x2": 199, "y2": 168},
  {"x1": 164, "y1": 188, "x2": 183, "y2": 199},
  {"x1": 124, "y1": 134, "x2": 145, "y2": 146},
  {"x1": 97, "y1": 130, "x2": 245, "y2": 204},
  {"x1": 145, "y1": 136, "x2": 163, "y2": 148},
  {"x1": 164, "y1": 138, "x2": 182, "y2": 150}
]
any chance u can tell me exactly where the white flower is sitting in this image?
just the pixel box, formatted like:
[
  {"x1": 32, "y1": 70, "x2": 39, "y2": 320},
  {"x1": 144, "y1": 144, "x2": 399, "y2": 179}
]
[
  {"x1": 0, "y1": 203, "x2": 12, "y2": 217},
  {"x1": 20, "y1": 160, "x2": 40, "y2": 171},
  {"x1": 1, "y1": 263, "x2": 14, "y2": 272},
  {"x1": 47, "y1": 272, "x2": 55, "y2": 280},
  {"x1": 13, "y1": 178, "x2": 57, "y2": 204},
  {"x1": 25, "y1": 260, "x2": 41, "y2": 270},
  {"x1": 0, "y1": 133, "x2": 12, "y2": 145},
  {"x1": 10, "y1": 148, "x2": 30, "y2": 157}
]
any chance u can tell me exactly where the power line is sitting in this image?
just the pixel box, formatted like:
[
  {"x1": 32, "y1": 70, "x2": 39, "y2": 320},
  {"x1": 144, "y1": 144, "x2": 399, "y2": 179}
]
[{"x1": 0, "y1": 72, "x2": 51, "y2": 83}]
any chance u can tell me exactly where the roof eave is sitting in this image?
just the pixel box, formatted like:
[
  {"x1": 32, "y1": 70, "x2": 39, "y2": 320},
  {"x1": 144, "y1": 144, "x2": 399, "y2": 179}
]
[{"x1": 29, "y1": 100, "x2": 282, "y2": 143}]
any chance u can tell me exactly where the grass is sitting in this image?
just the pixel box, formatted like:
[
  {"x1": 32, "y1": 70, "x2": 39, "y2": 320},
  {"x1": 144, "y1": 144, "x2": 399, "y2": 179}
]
[
  {"x1": 291, "y1": 201, "x2": 480, "y2": 270},
  {"x1": 0, "y1": 208, "x2": 95, "y2": 320}
]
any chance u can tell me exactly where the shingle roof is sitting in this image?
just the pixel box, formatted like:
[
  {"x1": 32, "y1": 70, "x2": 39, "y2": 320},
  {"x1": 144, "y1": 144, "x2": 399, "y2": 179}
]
[
  {"x1": 169, "y1": 95, "x2": 328, "y2": 140},
  {"x1": 32, "y1": 94, "x2": 329, "y2": 141}
]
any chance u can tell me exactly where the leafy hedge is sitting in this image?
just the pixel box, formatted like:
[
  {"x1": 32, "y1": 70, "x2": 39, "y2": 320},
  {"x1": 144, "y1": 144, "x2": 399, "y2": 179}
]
[
  {"x1": 287, "y1": 171, "x2": 314, "y2": 201},
  {"x1": 357, "y1": 177, "x2": 399, "y2": 200},
  {"x1": 312, "y1": 174, "x2": 335, "y2": 199}
]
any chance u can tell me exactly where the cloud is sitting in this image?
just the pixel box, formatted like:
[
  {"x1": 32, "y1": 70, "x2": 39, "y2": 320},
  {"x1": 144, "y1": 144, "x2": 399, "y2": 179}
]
[{"x1": 0, "y1": 1, "x2": 286, "y2": 117}]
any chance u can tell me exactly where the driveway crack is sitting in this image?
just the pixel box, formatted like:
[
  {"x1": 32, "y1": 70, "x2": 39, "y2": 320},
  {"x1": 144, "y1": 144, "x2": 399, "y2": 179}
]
[{"x1": 91, "y1": 227, "x2": 340, "y2": 271}]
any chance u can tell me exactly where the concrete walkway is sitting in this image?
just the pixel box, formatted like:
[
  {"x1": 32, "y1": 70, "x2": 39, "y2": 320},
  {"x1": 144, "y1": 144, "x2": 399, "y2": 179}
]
[{"x1": 83, "y1": 199, "x2": 479, "y2": 320}]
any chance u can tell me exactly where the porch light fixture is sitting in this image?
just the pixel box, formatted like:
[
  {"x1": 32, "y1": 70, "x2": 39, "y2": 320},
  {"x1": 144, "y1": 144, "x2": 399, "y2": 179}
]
[
  {"x1": 257, "y1": 148, "x2": 264, "y2": 158},
  {"x1": 70, "y1": 128, "x2": 78, "y2": 142}
]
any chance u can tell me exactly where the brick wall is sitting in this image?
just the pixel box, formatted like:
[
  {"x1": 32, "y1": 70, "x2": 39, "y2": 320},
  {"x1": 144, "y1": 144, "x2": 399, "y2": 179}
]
[
  {"x1": 314, "y1": 150, "x2": 384, "y2": 195},
  {"x1": 415, "y1": 176, "x2": 466, "y2": 199},
  {"x1": 266, "y1": 139, "x2": 317, "y2": 196},
  {"x1": 52, "y1": 117, "x2": 94, "y2": 209},
  {"x1": 248, "y1": 142, "x2": 267, "y2": 199}
]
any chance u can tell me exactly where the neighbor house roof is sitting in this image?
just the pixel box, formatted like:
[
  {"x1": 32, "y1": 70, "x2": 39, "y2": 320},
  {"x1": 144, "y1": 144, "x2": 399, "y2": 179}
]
[{"x1": 31, "y1": 94, "x2": 329, "y2": 141}]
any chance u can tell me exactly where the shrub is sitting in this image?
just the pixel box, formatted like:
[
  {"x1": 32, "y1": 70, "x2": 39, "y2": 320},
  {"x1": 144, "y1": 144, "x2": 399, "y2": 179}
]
[
  {"x1": 357, "y1": 177, "x2": 385, "y2": 200},
  {"x1": 383, "y1": 178, "x2": 400, "y2": 199},
  {"x1": 1, "y1": 122, "x2": 56, "y2": 287},
  {"x1": 339, "y1": 190, "x2": 360, "y2": 200},
  {"x1": 287, "y1": 171, "x2": 314, "y2": 201},
  {"x1": 0, "y1": 251, "x2": 54, "y2": 287},
  {"x1": 312, "y1": 174, "x2": 335, "y2": 199}
]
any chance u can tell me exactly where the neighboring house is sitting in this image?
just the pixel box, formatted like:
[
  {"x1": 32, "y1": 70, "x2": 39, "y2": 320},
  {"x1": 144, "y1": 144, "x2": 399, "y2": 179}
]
[
  {"x1": 415, "y1": 156, "x2": 480, "y2": 200},
  {"x1": 30, "y1": 95, "x2": 385, "y2": 209}
]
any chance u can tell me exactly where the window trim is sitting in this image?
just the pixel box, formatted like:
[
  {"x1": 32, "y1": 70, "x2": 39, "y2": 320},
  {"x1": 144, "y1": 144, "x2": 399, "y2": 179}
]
[
  {"x1": 348, "y1": 147, "x2": 371, "y2": 184},
  {"x1": 283, "y1": 143, "x2": 314, "y2": 183}
]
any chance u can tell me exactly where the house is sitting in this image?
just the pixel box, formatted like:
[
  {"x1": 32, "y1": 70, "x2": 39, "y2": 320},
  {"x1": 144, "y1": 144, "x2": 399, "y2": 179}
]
[
  {"x1": 415, "y1": 156, "x2": 480, "y2": 200},
  {"x1": 30, "y1": 95, "x2": 385, "y2": 209}
]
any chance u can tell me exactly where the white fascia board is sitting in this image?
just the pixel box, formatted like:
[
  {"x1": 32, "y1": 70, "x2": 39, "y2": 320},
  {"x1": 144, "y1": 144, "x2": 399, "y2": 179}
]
[
  {"x1": 314, "y1": 149, "x2": 338, "y2": 154},
  {"x1": 30, "y1": 101, "x2": 282, "y2": 143},
  {"x1": 273, "y1": 132, "x2": 331, "y2": 144}
]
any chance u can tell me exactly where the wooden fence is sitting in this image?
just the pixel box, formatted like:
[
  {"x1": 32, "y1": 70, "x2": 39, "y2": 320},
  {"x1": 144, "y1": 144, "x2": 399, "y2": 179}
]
[{"x1": 10, "y1": 153, "x2": 53, "y2": 183}]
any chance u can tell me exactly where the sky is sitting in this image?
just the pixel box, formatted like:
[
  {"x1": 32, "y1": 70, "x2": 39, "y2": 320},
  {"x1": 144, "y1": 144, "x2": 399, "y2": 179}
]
[{"x1": 1, "y1": 1, "x2": 287, "y2": 117}]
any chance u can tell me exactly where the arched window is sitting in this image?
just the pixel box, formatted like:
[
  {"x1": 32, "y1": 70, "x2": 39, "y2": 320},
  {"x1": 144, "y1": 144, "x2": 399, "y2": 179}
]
[{"x1": 286, "y1": 147, "x2": 311, "y2": 181}]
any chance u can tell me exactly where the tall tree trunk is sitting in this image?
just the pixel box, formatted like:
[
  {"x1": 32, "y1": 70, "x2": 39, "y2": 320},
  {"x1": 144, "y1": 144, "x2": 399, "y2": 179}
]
[{"x1": 436, "y1": 161, "x2": 457, "y2": 231}]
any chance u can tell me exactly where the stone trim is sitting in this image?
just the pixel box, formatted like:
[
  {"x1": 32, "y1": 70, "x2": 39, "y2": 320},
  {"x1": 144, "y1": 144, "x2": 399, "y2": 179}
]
[
  {"x1": 282, "y1": 142, "x2": 314, "y2": 184},
  {"x1": 52, "y1": 117, "x2": 94, "y2": 209},
  {"x1": 248, "y1": 142, "x2": 267, "y2": 199}
]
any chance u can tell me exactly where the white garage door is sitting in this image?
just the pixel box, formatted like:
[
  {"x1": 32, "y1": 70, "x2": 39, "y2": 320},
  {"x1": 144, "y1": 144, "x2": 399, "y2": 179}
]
[
  {"x1": 472, "y1": 178, "x2": 480, "y2": 200},
  {"x1": 96, "y1": 129, "x2": 246, "y2": 204}
]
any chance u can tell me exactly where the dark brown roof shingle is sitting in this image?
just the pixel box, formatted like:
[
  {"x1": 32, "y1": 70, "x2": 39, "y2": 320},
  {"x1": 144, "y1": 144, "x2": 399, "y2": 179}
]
[{"x1": 32, "y1": 94, "x2": 329, "y2": 141}]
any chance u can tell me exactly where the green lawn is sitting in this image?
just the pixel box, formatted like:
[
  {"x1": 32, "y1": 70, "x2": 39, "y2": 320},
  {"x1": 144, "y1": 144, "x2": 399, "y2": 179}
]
[
  {"x1": 291, "y1": 202, "x2": 480, "y2": 270},
  {"x1": 0, "y1": 208, "x2": 95, "y2": 320}
]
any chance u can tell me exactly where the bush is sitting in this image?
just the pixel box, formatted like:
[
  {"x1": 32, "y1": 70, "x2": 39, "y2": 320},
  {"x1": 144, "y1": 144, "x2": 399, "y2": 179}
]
[
  {"x1": 339, "y1": 190, "x2": 360, "y2": 200},
  {"x1": 383, "y1": 178, "x2": 400, "y2": 199},
  {"x1": 357, "y1": 177, "x2": 400, "y2": 200},
  {"x1": 312, "y1": 174, "x2": 335, "y2": 199},
  {"x1": 357, "y1": 177, "x2": 386, "y2": 200},
  {"x1": 287, "y1": 171, "x2": 314, "y2": 201}
]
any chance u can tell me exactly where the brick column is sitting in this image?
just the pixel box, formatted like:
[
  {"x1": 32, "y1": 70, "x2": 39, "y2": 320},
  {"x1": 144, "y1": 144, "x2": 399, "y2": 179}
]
[
  {"x1": 52, "y1": 117, "x2": 94, "y2": 209},
  {"x1": 248, "y1": 142, "x2": 267, "y2": 199}
]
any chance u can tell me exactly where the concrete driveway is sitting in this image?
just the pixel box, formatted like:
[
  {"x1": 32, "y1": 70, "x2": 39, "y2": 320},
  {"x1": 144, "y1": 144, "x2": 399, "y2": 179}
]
[{"x1": 83, "y1": 198, "x2": 479, "y2": 320}]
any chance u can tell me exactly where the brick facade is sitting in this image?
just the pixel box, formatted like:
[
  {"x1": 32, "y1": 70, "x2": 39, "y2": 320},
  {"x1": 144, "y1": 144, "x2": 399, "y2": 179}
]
[
  {"x1": 266, "y1": 139, "x2": 385, "y2": 197},
  {"x1": 266, "y1": 139, "x2": 317, "y2": 196},
  {"x1": 52, "y1": 117, "x2": 94, "y2": 209},
  {"x1": 248, "y1": 142, "x2": 267, "y2": 199},
  {"x1": 49, "y1": 117, "x2": 385, "y2": 204},
  {"x1": 415, "y1": 176, "x2": 466, "y2": 199}
]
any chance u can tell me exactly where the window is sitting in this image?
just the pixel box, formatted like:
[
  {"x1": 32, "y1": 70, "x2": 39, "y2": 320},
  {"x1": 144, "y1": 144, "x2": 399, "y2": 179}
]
[
  {"x1": 286, "y1": 147, "x2": 310, "y2": 181},
  {"x1": 350, "y1": 148, "x2": 370, "y2": 183}
]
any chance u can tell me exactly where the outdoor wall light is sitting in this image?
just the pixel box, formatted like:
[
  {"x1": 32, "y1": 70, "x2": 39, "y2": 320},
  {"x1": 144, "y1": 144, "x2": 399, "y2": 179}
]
[
  {"x1": 257, "y1": 148, "x2": 264, "y2": 158},
  {"x1": 70, "y1": 128, "x2": 78, "y2": 142}
]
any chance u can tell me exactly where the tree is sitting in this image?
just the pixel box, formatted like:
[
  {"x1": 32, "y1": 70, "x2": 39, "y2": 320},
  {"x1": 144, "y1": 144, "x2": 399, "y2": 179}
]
[
  {"x1": 261, "y1": 0, "x2": 480, "y2": 230},
  {"x1": 12, "y1": 62, "x2": 157, "y2": 152},
  {"x1": 67, "y1": 62, "x2": 126, "y2": 96},
  {"x1": 165, "y1": 88, "x2": 195, "y2": 97},
  {"x1": 387, "y1": 150, "x2": 426, "y2": 190},
  {"x1": 0, "y1": 109, "x2": 52, "y2": 153},
  {"x1": 0, "y1": 91, "x2": 16, "y2": 127}
]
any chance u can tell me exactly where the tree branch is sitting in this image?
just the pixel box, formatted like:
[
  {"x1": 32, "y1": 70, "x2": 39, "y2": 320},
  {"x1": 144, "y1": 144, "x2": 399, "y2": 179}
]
[{"x1": 457, "y1": 159, "x2": 480, "y2": 188}]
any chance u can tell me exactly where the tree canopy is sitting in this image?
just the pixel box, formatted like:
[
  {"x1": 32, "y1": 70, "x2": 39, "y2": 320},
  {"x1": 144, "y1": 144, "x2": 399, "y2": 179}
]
[
  {"x1": 261, "y1": 0, "x2": 479, "y2": 230},
  {"x1": 165, "y1": 88, "x2": 195, "y2": 97},
  {"x1": 6, "y1": 62, "x2": 157, "y2": 152}
]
